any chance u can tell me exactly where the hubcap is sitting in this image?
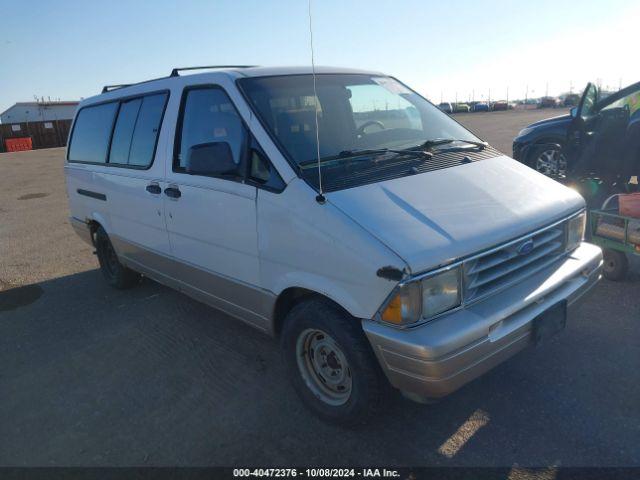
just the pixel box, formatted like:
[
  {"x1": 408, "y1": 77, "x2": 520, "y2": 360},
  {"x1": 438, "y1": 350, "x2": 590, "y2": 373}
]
[
  {"x1": 536, "y1": 149, "x2": 567, "y2": 178},
  {"x1": 296, "y1": 329, "x2": 352, "y2": 406}
]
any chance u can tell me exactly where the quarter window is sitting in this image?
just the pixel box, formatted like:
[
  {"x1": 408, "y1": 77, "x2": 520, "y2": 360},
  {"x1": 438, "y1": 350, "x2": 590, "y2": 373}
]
[
  {"x1": 248, "y1": 137, "x2": 285, "y2": 191},
  {"x1": 109, "y1": 99, "x2": 142, "y2": 165},
  {"x1": 68, "y1": 102, "x2": 118, "y2": 163},
  {"x1": 129, "y1": 94, "x2": 168, "y2": 167},
  {"x1": 176, "y1": 88, "x2": 246, "y2": 172},
  {"x1": 108, "y1": 93, "x2": 167, "y2": 167}
]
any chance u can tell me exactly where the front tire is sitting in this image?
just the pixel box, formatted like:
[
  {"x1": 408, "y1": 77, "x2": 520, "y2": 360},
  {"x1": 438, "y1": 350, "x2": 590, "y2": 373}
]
[
  {"x1": 530, "y1": 145, "x2": 568, "y2": 179},
  {"x1": 95, "y1": 226, "x2": 141, "y2": 289},
  {"x1": 281, "y1": 298, "x2": 390, "y2": 426}
]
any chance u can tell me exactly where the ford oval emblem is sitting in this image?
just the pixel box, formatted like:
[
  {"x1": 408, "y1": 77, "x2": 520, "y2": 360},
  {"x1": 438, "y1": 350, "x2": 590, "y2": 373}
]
[{"x1": 517, "y1": 239, "x2": 535, "y2": 255}]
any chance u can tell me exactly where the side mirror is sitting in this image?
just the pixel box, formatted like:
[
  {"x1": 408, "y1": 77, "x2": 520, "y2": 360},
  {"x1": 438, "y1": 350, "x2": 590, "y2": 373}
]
[
  {"x1": 186, "y1": 142, "x2": 239, "y2": 177},
  {"x1": 570, "y1": 107, "x2": 577, "y2": 118}
]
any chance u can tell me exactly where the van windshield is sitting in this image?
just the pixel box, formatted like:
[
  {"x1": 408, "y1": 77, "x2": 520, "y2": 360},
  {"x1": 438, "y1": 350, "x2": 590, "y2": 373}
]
[{"x1": 238, "y1": 74, "x2": 481, "y2": 169}]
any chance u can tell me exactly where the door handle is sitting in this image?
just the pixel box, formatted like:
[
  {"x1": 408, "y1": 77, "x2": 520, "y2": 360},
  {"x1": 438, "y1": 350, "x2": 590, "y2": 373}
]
[
  {"x1": 146, "y1": 183, "x2": 161, "y2": 194},
  {"x1": 164, "y1": 186, "x2": 182, "y2": 199}
]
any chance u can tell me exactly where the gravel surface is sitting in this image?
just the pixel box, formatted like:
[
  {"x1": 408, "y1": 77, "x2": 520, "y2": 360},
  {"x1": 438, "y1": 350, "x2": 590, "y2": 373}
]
[{"x1": 0, "y1": 109, "x2": 638, "y2": 467}]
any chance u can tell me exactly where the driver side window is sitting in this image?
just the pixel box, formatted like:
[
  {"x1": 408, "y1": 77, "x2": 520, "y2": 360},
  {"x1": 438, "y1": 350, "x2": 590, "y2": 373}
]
[{"x1": 176, "y1": 87, "x2": 246, "y2": 175}]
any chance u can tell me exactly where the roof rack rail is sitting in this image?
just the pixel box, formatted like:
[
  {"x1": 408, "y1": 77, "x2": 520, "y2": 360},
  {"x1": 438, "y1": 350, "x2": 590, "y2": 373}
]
[
  {"x1": 169, "y1": 65, "x2": 257, "y2": 77},
  {"x1": 101, "y1": 84, "x2": 132, "y2": 94},
  {"x1": 100, "y1": 66, "x2": 257, "y2": 95}
]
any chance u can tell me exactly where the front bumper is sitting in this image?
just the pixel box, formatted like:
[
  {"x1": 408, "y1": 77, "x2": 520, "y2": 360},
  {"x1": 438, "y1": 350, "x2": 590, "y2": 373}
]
[{"x1": 362, "y1": 242, "x2": 602, "y2": 400}]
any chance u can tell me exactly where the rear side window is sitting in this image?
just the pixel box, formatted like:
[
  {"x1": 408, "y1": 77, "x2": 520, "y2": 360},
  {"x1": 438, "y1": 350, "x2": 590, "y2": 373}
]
[
  {"x1": 68, "y1": 102, "x2": 118, "y2": 163},
  {"x1": 109, "y1": 99, "x2": 142, "y2": 165},
  {"x1": 108, "y1": 93, "x2": 168, "y2": 167},
  {"x1": 129, "y1": 94, "x2": 168, "y2": 167}
]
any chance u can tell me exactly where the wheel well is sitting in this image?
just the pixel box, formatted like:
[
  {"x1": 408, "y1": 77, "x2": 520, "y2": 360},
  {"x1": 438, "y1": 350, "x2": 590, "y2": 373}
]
[
  {"x1": 534, "y1": 137, "x2": 565, "y2": 148},
  {"x1": 526, "y1": 138, "x2": 565, "y2": 165},
  {"x1": 86, "y1": 219, "x2": 101, "y2": 246},
  {"x1": 272, "y1": 288, "x2": 347, "y2": 336}
]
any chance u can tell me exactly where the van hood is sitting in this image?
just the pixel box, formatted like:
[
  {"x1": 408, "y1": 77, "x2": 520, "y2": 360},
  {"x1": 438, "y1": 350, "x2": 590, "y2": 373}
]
[{"x1": 327, "y1": 155, "x2": 584, "y2": 274}]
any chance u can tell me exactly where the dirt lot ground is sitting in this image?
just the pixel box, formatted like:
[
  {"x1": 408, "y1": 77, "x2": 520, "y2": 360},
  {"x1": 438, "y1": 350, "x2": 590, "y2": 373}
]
[
  {"x1": 451, "y1": 109, "x2": 553, "y2": 155},
  {"x1": 1, "y1": 109, "x2": 638, "y2": 467}
]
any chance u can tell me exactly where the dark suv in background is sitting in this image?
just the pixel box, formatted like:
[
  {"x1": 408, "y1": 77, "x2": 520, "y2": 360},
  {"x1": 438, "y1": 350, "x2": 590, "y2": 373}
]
[
  {"x1": 512, "y1": 112, "x2": 573, "y2": 177},
  {"x1": 513, "y1": 81, "x2": 640, "y2": 199}
]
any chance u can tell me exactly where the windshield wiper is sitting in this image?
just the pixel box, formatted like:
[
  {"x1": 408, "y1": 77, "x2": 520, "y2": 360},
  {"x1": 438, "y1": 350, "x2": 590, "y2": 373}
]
[
  {"x1": 299, "y1": 140, "x2": 486, "y2": 169},
  {"x1": 299, "y1": 149, "x2": 389, "y2": 167},
  {"x1": 299, "y1": 147, "x2": 432, "y2": 169},
  {"x1": 408, "y1": 138, "x2": 489, "y2": 151},
  {"x1": 334, "y1": 148, "x2": 393, "y2": 160}
]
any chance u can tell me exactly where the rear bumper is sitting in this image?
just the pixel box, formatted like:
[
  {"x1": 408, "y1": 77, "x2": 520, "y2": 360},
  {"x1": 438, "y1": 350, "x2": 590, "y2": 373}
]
[
  {"x1": 362, "y1": 242, "x2": 602, "y2": 400},
  {"x1": 69, "y1": 216, "x2": 94, "y2": 247}
]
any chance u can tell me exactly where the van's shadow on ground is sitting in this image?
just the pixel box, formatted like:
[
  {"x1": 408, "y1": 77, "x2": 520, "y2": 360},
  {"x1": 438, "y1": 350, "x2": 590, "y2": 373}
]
[{"x1": 0, "y1": 270, "x2": 638, "y2": 466}]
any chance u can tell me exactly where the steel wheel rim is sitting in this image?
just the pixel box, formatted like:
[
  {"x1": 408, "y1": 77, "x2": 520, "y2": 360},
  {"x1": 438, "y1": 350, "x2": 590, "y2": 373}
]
[
  {"x1": 536, "y1": 149, "x2": 567, "y2": 178},
  {"x1": 296, "y1": 328, "x2": 352, "y2": 406}
]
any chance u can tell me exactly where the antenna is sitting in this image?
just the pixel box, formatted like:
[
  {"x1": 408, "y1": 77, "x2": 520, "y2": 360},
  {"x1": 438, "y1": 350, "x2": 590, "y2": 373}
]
[{"x1": 308, "y1": 0, "x2": 325, "y2": 203}]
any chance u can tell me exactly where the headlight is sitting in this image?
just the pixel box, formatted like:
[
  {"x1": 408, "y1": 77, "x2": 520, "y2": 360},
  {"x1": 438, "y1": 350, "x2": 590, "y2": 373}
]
[
  {"x1": 421, "y1": 268, "x2": 461, "y2": 319},
  {"x1": 566, "y1": 211, "x2": 586, "y2": 252},
  {"x1": 517, "y1": 127, "x2": 534, "y2": 137},
  {"x1": 380, "y1": 267, "x2": 461, "y2": 326}
]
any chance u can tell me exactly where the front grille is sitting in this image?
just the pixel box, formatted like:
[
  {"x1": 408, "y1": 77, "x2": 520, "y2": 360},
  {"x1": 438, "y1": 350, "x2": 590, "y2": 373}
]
[{"x1": 463, "y1": 220, "x2": 567, "y2": 303}]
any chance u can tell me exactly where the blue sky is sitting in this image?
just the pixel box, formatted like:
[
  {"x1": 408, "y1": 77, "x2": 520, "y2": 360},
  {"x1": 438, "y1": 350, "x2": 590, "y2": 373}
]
[{"x1": 1, "y1": 0, "x2": 638, "y2": 113}]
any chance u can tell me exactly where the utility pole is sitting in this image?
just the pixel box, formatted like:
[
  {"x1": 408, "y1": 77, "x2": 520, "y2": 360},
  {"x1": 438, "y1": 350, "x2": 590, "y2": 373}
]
[
  {"x1": 506, "y1": 87, "x2": 509, "y2": 105},
  {"x1": 525, "y1": 85, "x2": 528, "y2": 106},
  {"x1": 545, "y1": 82, "x2": 549, "y2": 97}
]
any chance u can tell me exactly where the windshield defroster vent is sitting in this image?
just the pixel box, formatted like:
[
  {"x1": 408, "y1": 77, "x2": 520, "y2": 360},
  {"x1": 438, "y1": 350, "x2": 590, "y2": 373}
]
[{"x1": 302, "y1": 146, "x2": 502, "y2": 192}]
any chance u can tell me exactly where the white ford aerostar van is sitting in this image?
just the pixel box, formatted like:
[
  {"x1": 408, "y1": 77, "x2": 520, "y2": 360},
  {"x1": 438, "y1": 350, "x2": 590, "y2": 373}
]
[{"x1": 66, "y1": 66, "x2": 602, "y2": 424}]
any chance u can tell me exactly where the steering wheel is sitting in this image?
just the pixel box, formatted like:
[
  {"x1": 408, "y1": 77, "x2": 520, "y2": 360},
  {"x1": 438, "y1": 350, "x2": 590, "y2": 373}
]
[{"x1": 356, "y1": 120, "x2": 386, "y2": 136}]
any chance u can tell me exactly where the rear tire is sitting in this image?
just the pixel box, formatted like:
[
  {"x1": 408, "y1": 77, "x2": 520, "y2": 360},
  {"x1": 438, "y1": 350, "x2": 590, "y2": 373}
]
[
  {"x1": 95, "y1": 226, "x2": 141, "y2": 289},
  {"x1": 602, "y1": 249, "x2": 628, "y2": 281},
  {"x1": 280, "y1": 298, "x2": 390, "y2": 426}
]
